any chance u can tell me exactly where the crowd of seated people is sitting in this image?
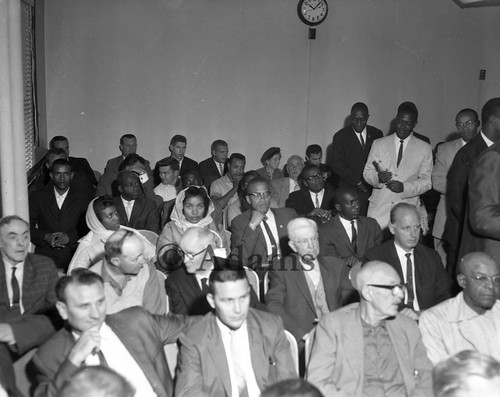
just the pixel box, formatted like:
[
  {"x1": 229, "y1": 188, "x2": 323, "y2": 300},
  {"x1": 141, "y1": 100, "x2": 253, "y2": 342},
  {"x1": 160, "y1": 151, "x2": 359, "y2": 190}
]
[{"x1": 2, "y1": 98, "x2": 500, "y2": 396}]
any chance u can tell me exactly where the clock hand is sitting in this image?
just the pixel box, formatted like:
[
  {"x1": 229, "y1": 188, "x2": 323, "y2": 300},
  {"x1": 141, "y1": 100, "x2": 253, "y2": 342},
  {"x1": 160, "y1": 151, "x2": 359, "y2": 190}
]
[{"x1": 312, "y1": 0, "x2": 324, "y2": 10}]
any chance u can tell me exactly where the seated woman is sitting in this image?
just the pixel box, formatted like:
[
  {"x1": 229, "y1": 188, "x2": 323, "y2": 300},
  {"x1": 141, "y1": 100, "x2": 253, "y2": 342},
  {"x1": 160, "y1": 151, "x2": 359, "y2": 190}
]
[
  {"x1": 157, "y1": 186, "x2": 229, "y2": 254},
  {"x1": 67, "y1": 196, "x2": 156, "y2": 273},
  {"x1": 256, "y1": 146, "x2": 284, "y2": 181}
]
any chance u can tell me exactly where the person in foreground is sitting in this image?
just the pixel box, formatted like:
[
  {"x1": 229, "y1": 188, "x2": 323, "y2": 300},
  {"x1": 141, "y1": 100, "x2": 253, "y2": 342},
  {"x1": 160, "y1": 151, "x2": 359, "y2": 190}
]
[
  {"x1": 32, "y1": 269, "x2": 196, "y2": 397},
  {"x1": 174, "y1": 264, "x2": 296, "y2": 397},
  {"x1": 433, "y1": 350, "x2": 500, "y2": 397},
  {"x1": 306, "y1": 260, "x2": 433, "y2": 397}
]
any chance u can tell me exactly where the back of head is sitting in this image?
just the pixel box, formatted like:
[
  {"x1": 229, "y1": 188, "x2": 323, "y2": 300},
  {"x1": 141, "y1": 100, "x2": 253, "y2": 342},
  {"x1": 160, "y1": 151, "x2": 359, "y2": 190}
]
[
  {"x1": 179, "y1": 226, "x2": 218, "y2": 252},
  {"x1": 57, "y1": 366, "x2": 135, "y2": 397},
  {"x1": 261, "y1": 379, "x2": 324, "y2": 397},
  {"x1": 397, "y1": 101, "x2": 419, "y2": 121},
  {"x1": 56, "y1": 268, "x2": 104, "y2": 303},
  {"x1": 433, "y1": 351, "x2": 500, "y2": 397},
  {"x1": 104, "y1": 229, "x2": 135, "y2": 260},
  {"x1": 481, "y1": 97, "x2": 500, "y2": 126}
]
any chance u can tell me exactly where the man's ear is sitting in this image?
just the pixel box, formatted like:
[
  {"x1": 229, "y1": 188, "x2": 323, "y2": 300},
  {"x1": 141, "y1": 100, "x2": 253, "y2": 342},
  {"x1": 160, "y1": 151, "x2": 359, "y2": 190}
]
[
  {"x1": 118, "y1": 185, "x2": 123, "y2": 194},
  {"x1": 288, "y1": 240, "x2": 297, "y2": 253},
  {"x1": 119, "y1": 144, "x2": 123, "y2": 153},
  {"x1": 56, "y1": 301, "x2": 68, "y2": 321},
  {"x1": 245, "y1": 196, "x2": 251, "y2": 205},
  {"x1": 388, "y1": 222, "x2": 396, "y2": 236},
  {"x1": 49, "y1": 172, "x2": 54, "y2": 181},
  {"x1": 457, "y1": 274, "x2": 466, "y2": 290},
  {"x1": 69, "y1": 172, "x2": 75, "y2": 181},
  {"x1": 207, "y1": 293, "x2": 215, "y2": 310},
  {"x1": 109, "y1": 257, "x2": 121, "y2": 268},
  {"x1": 335, "y1": 203, "x2": 341, "y2": 213},
  {"x1": 361, "y1": 285, "x2": 372, "y2": 302}
]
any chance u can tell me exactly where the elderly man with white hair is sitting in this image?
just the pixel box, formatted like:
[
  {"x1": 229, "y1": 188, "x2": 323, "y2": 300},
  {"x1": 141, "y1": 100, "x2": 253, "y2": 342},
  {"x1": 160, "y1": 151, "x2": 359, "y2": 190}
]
[
  {"x1": 270, "y1": 155, "x2": 305, "y2": 208},
  {"x1": 306, "y1": 260, "x2": 433, "y2": 397}
]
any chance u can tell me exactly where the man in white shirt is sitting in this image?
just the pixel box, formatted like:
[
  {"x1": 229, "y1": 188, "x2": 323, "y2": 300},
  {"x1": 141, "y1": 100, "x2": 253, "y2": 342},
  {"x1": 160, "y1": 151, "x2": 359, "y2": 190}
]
[
  {"x1": 33, "y1": 269, "x2": 195, "y2": 397},
  {"x1": 420, "y1": 251, "x2": 500, "y2": 364},
  {"x1": 175, "y1": 264, "x2": 296, "y2": 397}
]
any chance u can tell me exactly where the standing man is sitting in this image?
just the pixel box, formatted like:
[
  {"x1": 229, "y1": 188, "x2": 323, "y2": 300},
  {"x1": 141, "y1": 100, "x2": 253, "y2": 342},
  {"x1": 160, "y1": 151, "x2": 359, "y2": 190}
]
[
  {"x1": 363, "y1": 102, "x2": 432, "y2": 230},
  {"x1": 199, "y1": 140, "x2": 229, "y2": 191},
  {"x1": 0, "y1": 216, "x2": 59, "y2": 397},
  {"x1": 175, "y1": 264, "x2": 296, "y2": 396},
  {"x1": 331, "y1": 103, "x2": 383, "y2": 215},
  {"x1": 29, "y1": 159, "x2": 90, "y2": 271},
  {"x1": 230, "y1": 178, "x2": 296, "y2": 269},
  {"x1": 102, "y1": 134, "x2": 152, "y2": 177},
  {"x1": 459, "y1": 98, "x2": 500, "y2": 264},
  {"x1": 32, "y1": 269, "x2": 196, "y2": 397},
  {"x1": 365, "y1": 203, "x2": 451, "y2": 318},
  {"x1": 306, "y1": 260, "x2": 433, "y2": 396},
  {"x1": 157, "y1": 134, "x2": 199, "y2": 177},
  {"x1": 419, "y1": 252, "x2": 500, "y2": 364},
  {"x1": 432, "y1": 109, "x2": 479, "y2": 266}
]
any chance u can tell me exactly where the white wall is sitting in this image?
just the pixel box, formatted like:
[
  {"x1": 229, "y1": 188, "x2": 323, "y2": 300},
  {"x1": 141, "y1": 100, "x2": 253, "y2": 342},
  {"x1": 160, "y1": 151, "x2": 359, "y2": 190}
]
[{"x1": 43, "y1": 0, "x2": 500, "y2": 172}]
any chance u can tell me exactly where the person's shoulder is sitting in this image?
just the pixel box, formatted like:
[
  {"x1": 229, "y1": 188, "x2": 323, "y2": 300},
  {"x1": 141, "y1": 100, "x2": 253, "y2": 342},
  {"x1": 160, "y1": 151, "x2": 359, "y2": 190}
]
[
  {"x1": 248, "y1": 307, "x2": 283, "y2": 329},
  {"x1": 393, "y1": 312, "x2": 421, "y2": 331},
  {"x1": 420, "y1": 295, "x2": 457, "y2": 322},
  {"x1": 198, "y1": 157, "x2": 213, "y2": 167},
  {"x1": 333, "y1": 126, "x2": 352, "y2": 138},
  {"x1": 182, "y1": 312, "x2": 216, "y2": 340},
  {"x1": 184, "y1": 156, "x2": 199, "y2": 166},
  {"x1": 36, "y1": 327, "x2": 72, "y2": 358},
  {"x1": 231, "y1": 209, "x2": 252, "y2": 224},
  {"x1": 273, "y1": 207, "x2": 296, "y2": 217},
  {"x1": 414, "y1": 243, "x2": 441, "y2": 261},
  {"x1": 322, "y1": 302, "x2": 359, "y2": 324},
  {"x1": 26, "y1": 253, "x2": 57, "y2": 268},
  {"x1": 367, "y1": 125, "x2": 383, "y2": 137}
]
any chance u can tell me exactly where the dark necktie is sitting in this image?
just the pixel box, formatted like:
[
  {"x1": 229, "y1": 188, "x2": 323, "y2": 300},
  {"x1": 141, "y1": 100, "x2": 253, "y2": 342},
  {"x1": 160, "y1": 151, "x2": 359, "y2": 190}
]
[
  {"x1": 405, "y1": 253, "x2": 415, "y2": 309},
  {"x1": 201, "y1": 277, "x2": 209, "y2": 293},
  {"x1": 11, "y1": 267, "x2": 21, "y2": 314},
  {"x1": 262, "y1": 219, "x2": 278, "y2": 257},
  {"x1": 396, "y1": 139, "x2": 404, "y2": 167},
  {"x1": 359, "y1": 132, "x2": 365, "y2": 149},
  {"x1": 351, "y1": 221, "x2": 358, "y2": 254}
]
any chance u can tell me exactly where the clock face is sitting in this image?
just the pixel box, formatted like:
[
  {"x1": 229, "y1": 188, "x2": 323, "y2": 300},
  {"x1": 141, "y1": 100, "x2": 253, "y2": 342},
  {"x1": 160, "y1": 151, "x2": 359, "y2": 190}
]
[{"x1": 298, "y1": 0, "x2": 328, "y2": 26}]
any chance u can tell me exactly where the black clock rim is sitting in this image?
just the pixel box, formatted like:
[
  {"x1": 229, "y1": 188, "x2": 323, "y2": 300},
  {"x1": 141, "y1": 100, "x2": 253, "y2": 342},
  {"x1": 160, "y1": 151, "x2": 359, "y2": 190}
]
[{"x1": 297, "y1": 0, "x2": 328, "y2": 27}]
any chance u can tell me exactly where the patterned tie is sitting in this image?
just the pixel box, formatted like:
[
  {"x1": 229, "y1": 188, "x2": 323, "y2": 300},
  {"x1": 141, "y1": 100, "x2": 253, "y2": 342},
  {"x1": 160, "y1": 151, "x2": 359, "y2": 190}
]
[
  {"x1": 230, "y1": 330, "x2": 248, "y2": 397},
  {"x1": 351, "y1": 221, "x2": 358, "y2": 254},
  {"x1": 396, "y1": 139, "x2": 404, "y2": 167},
  {"x1": 359, "y1": 132, "x2": 365, "y2": 149},
  {"x1": 315, "y1": 194, "x2": 320, "y2": 209},
  {"x1": 11, "y1": 267, "x2": 21, "y2": 314},
  {"x1": 405, "y1": 253, "x2": 415, "y2": 309},
  {"x1": 262, "y1": 220, "x2": 278, "y2": 258}
]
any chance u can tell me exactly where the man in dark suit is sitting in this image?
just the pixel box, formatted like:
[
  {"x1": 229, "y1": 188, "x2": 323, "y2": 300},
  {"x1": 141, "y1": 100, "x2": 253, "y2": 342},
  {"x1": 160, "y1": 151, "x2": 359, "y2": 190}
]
[
  {"x1": 29, "y1": 159, "x2": 90, "y2": 270},
  {"x1": 331, "y1": 102, "x2": 383, "y2": 215},
  {"x1": 286, "y1": 164, "x2": 334, "y2": 225},
  {"x1": 32, "y1": 269, "x2": 196, "y2": 397},
  {"x1": 102, "y1": 134, "x2": 152, "y2": 180},
  {"x1": 113, "y1": 171, "x2": 160, "y2": 233},
  {"x1": 445, "y1": 109, "x2": 485, "y2": 275},
  {"x1": 0, "y1": 216, "x2": 59, "y2": 397},
  {"x1": 50, "y1": 136, "x2": 97, "y2": 188},
  {"x1": 365, "y1": 203, "x2": 451, "y2": 319},
  {"x1": 156, "y1": 134, "x2": 199, "y2": 177},
  {"x1": 319, "y1": 187, "x2": 382, "y2": 267},
  {"x1": 166, "y1": 227, "x2": 263, "y2": 315},
  {"x1": 461, "y1": 98, "x2": 500, "y2": 264},
  {"x1": 175, "y1": 264, "x2": 296, "y2": 396},
  {"x1": 199, "y1": 139, "x2": 228, "y2": 191},
  {"x1": 266, "y1": 218, "x2": 347, "y2": 344},
  {"x1": 230, "y1": 178, "x2": 297, "y2": 269}
]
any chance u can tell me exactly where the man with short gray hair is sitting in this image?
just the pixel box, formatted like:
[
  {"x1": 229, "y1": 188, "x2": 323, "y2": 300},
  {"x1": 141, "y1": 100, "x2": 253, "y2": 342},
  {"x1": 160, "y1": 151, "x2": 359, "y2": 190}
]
[{"x1": 270, "y1": 155, "x2": 305, "y2": 208}]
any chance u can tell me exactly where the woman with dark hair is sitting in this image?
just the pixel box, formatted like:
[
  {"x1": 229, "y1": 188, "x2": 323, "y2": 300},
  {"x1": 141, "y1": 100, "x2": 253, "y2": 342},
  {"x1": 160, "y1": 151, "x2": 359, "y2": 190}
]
[
  {"x1": 67, "y1": 195, "x2": 155, "y2": 273},
  {"x1": 256, "y1": 147, "x2": 284, "y2": 181},
  {"x1": 157, "y1": 186, "x2": 228, "y2": 252}
]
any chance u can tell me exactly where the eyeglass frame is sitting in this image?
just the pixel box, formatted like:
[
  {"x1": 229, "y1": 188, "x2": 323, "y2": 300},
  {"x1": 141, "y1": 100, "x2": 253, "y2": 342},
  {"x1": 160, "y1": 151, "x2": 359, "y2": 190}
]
[
  {"x1": 367, "y1": 283, "x2": 407, "y2": 295},
  {"x1": 462, "y1": 274, "x2": 500, "y2": 286},
  {"x1": 246, "y1": 191, "x2": 271, "y2": 199},
  {"x1": 183, "y1": 247, "x2": 208, "y2": 261}
]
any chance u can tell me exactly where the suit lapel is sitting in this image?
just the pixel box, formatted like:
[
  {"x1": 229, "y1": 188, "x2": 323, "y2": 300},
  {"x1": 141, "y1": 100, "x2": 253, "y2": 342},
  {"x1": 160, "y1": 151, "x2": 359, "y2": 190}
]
[
  {"x1": 342, "y1": 308, "x2": 364, "y2": 387},
  {"x1": 318, "y1": 258, "x2": 341, "y2": 310},
  {"x1": 206, "y1": 315, "x2": 232, "y2": 395},
  {"x1": 0, "y1": 258, "x2": 9, "y2": 310},
  {"x1": 60, "y1": 188, "x2": 76, "y2": 212},
  {"x1": 412, "y1": 246, "x2": 426, "y2": 304},
  {"x1": 334, "y1": 216, "x2": 355, "y2": 255},
  {"x1": 247, "y1": 312, "x2": 268, "y2": 389},
  {"x1": 387, "y1": 319, "x2": 413, "y2": 392},
  {"x1": 21, "y1": 256, "x2": 37, "y2": 312},
  {"x1": 290, "y1": 263, "x2": 317, "y2": 314},
  {"x1": 115, "y1": 198, "x2": 129, "y2": 227},
  {"x1": 388, "y1": 243, "x2": 405, "y2": 281},
  {"x1": 356, "y1": 217, "x2": 369, "y2": 255}
]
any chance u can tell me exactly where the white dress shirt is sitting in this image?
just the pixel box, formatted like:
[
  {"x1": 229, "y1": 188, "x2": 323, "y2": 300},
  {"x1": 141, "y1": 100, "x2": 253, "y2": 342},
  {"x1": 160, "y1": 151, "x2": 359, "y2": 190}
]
[
  {"x1": 394, "y1": 242, "x2": 420, "y2": 311},
  {"x1": 54, "y1": 187, "x2": 70, "y2": 209},
  {"x1": 308, "y1": 189, "x2": 325, "y2": 209}
]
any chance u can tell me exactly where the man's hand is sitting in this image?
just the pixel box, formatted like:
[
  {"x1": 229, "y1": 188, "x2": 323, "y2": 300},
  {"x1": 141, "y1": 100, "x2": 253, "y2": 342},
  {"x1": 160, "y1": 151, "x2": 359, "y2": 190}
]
[
  {"x1": 308, "y1": 208, "x2": 332, "y2": 222},
  {"x1": 231, "y1": 174, "x2": 243, "y2": 188},
  {"x1": 357, "y1": 182, "x2": 369, "y2": 193},
  {"x1": 386, "y1": 180, "x2": 404, "y2": 193},
  {"x1": 0, "y1": 324, "x2": 15, "y2": 345},
  {"x1": 67, "y1": 327, "x2": 101, "y2": 367},
  {"x1": 248, "y1": 210, "x2": 266, "y2": 230},
  {"x1": 377, "y1": 170, "x2": 393, "y2": 184},
  {"x1": 345, "y1": 256, "x2": 361, "y2": 268},
  {"x1": 400, "y1": 307, "x2": 420, "y2": 321},
  {"x1": 53, "y1": 232, "x2": 69, "y2": 247}
]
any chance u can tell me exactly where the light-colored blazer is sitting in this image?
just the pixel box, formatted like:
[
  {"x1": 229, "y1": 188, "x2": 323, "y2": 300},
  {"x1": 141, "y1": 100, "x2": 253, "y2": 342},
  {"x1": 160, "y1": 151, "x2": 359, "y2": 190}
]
[
  {"x1": 270, "y1": 177, "x2": 298, "y2": 208},
  {"x1": 306, "y1": 303, "x2": 433, "y2": 397},
  {"x1": 363, "y1": 134, "x2": 433, "y2": 229},
  {"x1": 431, "y1": 139, "x2": 463, "y2": 239}
]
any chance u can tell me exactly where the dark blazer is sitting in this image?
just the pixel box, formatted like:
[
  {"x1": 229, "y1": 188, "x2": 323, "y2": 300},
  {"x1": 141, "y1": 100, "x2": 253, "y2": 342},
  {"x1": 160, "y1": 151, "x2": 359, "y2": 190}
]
[
  {"x1": 229, "y1": 208, "x2": 297, "y2": 269},
  {"x1": 113, "y1": 196, "x2": 160, "y2": 234},
  {"x1": 198, "y1": 157, "x2": 227, "y2": 191},
  {"x1": 165, "y1": 265, "x2": 264, "y2": 315},
  {"x1": 365, "y1": 241, "x2": 452, "y2": 310},
  {"x1": 29, "y1": 185, "x2": 90, "y2": 269},
  {"x1": 0, "y1": 254, "x2": 59, "y2": 354},
  {"x1": 265, "y1": 255, "x2": 347, "y2": 341},
  {"x1": 286, "y1": 188, "x2": 335, "y2": 222},
  {"x1": 69, "y1": 156, "x2": 97, "y2": 186},
  {"x1": 318, "y1": 214, "x2": 382, "y2": 259},
  {"x1": 175, "y1": 308, "x2": 296, "y2": 397},
  {"x1": 32, "y1": 306, "x2": 196, "y2": 397},
  {"x1": 331, "y1": 125, "x2": 383, "y2": 214},
  {"x1": 461, "y1": 142, "x2": 500, "y2": 264},
  {"x1": 103, "y1": 155, "x2": 152, "y2": 177}
]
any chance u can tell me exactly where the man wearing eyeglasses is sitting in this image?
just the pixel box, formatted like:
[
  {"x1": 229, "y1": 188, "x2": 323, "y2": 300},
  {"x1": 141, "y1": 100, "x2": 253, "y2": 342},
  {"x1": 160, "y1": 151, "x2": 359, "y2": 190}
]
[
  {"x1": 365, "y1": 203, "x2": 452, "y2": 319},
  {"x1": 230, "y1": 178, "x2": 297, "y2": 269},
  {"x1": 432, "y1": 109, "x2": 480, "y2": 270},
  {"x1": 307, "y1": 260, "x2": 433, "y2": 396},
  {"x1": 419, "y1": 252, "x2": 500, "y2": 365},
  {"x1": 285, "y1": 164, "x2": 335, "y2": 224}
]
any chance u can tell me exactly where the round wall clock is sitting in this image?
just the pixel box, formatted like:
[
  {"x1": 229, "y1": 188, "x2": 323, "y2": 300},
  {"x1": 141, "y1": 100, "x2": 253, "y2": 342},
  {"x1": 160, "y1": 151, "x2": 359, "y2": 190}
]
[{"x1": 297, "y1": 0, "x2": 329, "y2": 26}]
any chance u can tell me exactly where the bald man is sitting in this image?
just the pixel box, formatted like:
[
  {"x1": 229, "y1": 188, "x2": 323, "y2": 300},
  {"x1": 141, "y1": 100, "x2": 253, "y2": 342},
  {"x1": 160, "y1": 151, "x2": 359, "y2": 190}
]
[
  {"x1": 419, "y1": 252, "x2": 500, "y2": 364},
  {"x1": 165, "y1": 227, "x2": 263, "y2": 315},
  {"x1": 307, "y1": 261, "x2": 433, "y2": 396}
]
